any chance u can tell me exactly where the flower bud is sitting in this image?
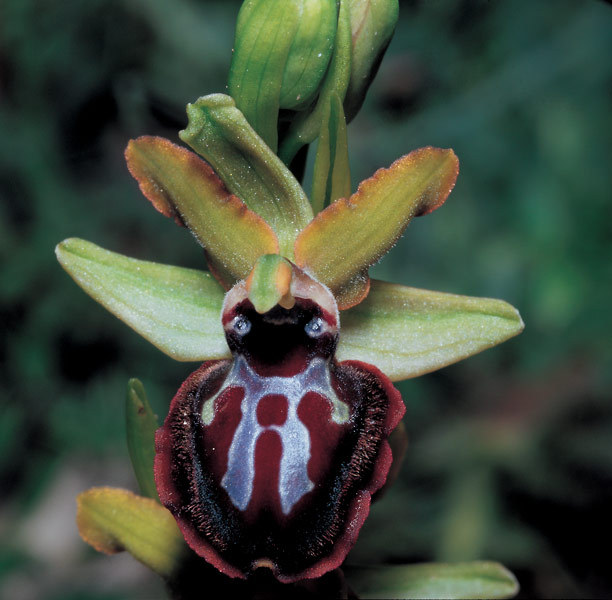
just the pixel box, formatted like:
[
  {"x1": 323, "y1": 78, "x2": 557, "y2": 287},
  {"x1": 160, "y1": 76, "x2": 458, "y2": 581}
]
[
  {"x1": 344, "y1": 0, "x2": 399, "y2": 122},
  {"x1": 228, "y1": 0, "x2": 338, "y2": 151},
  {"x1": 279, "y1": 0, "x2": 338, "y2": 110}
]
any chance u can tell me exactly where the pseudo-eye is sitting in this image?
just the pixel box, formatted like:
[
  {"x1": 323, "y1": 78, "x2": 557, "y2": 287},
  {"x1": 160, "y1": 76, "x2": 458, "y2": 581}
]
[{"x1": 155, "y1": 264, "x2": 405, "y2": 582}]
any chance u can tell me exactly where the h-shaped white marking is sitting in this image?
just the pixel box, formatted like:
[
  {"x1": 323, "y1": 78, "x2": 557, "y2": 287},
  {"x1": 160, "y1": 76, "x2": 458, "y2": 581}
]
[{"x1": 201, "y1": 356, "x2": 349, "y2": 515}]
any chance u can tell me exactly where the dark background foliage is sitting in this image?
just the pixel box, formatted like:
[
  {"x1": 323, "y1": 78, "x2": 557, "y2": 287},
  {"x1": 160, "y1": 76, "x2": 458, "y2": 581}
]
[{"x1": 1, "y1": 0, "x2": 611, "y2": 598}]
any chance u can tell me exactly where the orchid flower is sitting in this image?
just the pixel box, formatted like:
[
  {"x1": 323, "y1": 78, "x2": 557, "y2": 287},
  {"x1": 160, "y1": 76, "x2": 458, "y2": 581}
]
[{"x1": 56, "y1": 1, "x2": 522, "y2": 597}]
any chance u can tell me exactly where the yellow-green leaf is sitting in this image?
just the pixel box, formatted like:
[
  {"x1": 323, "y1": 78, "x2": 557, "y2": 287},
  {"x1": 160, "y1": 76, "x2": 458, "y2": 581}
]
[
  {"x1": 76, "y1": 487, "x2": 187, "y2": 579},
  {"x1": 56, "y1": 238, "x2": 229, "y2": 362},
  {"x1": 126, "y1": 379, "x2": 159, "y2": 501},
  {"x1": 295, "y1": 147, "x2": 459, "y2": 309},
  {"x1": 126, "y1": 136, "x2": 279, "y2": 283},
  {"x1": 337, "y1": 280, "x2": 524, "y2": 381},
  {"x1": 180, "y1": 95, "x2": 313, "y2": 259},
  {"x1": 346, "y1": 561, "x2": 519, "y2": 599}
]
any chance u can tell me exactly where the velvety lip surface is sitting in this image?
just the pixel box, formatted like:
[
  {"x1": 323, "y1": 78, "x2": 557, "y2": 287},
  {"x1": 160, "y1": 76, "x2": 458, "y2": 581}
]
[{"x1": 155, "y1": 355, "x2": 403, "y2": 582}]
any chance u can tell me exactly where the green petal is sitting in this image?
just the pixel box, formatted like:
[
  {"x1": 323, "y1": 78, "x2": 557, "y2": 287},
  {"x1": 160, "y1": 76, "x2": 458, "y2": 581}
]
[
  {"x1": 126, "y1": 136, "x2": 279, "y2": 283},
  {"x1": 346, "y1": 561, "x2": 519, "y2": 599},
  {"x1": 344, "y1": 0, "x2": 399, "y2": 122},
  {"x1": 337, "y1": 280, "x2": 524, "y2": 381},
  {"x1": 279, "y1": 0, "x2": 352, "y2": 164},
  {"x1": 76, "y1": 487, "x2": 187, "y2": 579},
  {"x1": 180, "y1": 94, "x2": 313, "y2": 259},
  {"x1": 311, "y1": 92, "x2": 351, "y2": 214},
  {"x1": 295, "y1": 147, "x2": 459, "y2": 309},
  {"x1": 126, "y1": 379, "x2": 159, "y2": 501},
  {"x1": 56, "y1": 238, "x2": 229, "y2": 362},
  {"x1": 228, "y1": 0, "x2": 300, "y2": 151}
]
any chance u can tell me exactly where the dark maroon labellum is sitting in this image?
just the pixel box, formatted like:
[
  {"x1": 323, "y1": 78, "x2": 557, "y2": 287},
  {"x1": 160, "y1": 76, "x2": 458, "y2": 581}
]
[{"x1": 155, "y1": 274, "x2": 404, "y2": 582}]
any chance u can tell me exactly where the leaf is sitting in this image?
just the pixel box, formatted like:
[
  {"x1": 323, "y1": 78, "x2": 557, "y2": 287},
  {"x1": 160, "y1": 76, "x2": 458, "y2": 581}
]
[
  {"x1": 56, "y1": 238, "x2": 229, "y2": 362},
  {"x1": 337, "y1": 280, "x2": 524, "y2": 381},
  {"x1": 126, "y1": 136, "x2": 279, "y2": 284},
  {"x1": 279, "y1": 0, "x2": 352, "y2": 164},
  {"x1": 228, "y1": 0, "x2": 300, "y2": 151},
  {"x1": 126, "y1": 379, "x2": 159, "y2": 501},
  {"x1": 180, "y1": 95, "x2": 313, "y2": 259},
  {"x1": 344, "y1": 0, "x2": 399, "y2": 122},
  {"x1": 295, "y1": 147, "x2": 459, "y2": 309},
  {"x1": 345, "y1": 561, "x2": 519, "y2": 599},
  {"x1": 76, "y1": 487, "x2": 187, "y2": 579},
  {"x1": 311, "y1": 92, "x2": 351, "y2": 214}
]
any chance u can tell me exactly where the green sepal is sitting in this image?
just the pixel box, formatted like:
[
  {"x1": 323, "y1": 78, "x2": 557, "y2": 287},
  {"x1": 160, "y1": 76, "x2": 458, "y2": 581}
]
[
  {"x1": 279, "y1": 0, "x2": 352, "y2": 165},
  {"x1": 295, "y1": 147, "x2": 459, "y2": 309},
  {"x1": 228, "y1": 0, "x2": 300, "y2": 151},
  {"x1": 337, "y1": 280, "x2": 524, "y2": 381},
  {"x1": 344, "y1": 0, "x2": 399, "y2": 122},
  {"x1": 56, "y1": 238, "x2": 229, "y2": 362},
  {"x1": 246, "y1": 254, "x2": 293, "y2": 314},
  {"x1": 345, "y1": 561, "x2": 519, "y2": 599},
  {"x1": 180, "y1": 94, "x2": 313, "y2": 259},
  {"x1": 76, "y1": 487, "x2": 188, "y2": 579},
  {"x1": 311, "y1": 92, "x2": 351, "y2": 214},
  {"x1": 126, "y1": 379, "x2": 159, "y2": 501}
]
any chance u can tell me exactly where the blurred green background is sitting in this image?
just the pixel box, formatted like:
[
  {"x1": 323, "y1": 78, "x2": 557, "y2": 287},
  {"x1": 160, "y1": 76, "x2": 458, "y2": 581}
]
[{"x1": 1, "y1": 0, "x2": 611, "y2": 598}]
